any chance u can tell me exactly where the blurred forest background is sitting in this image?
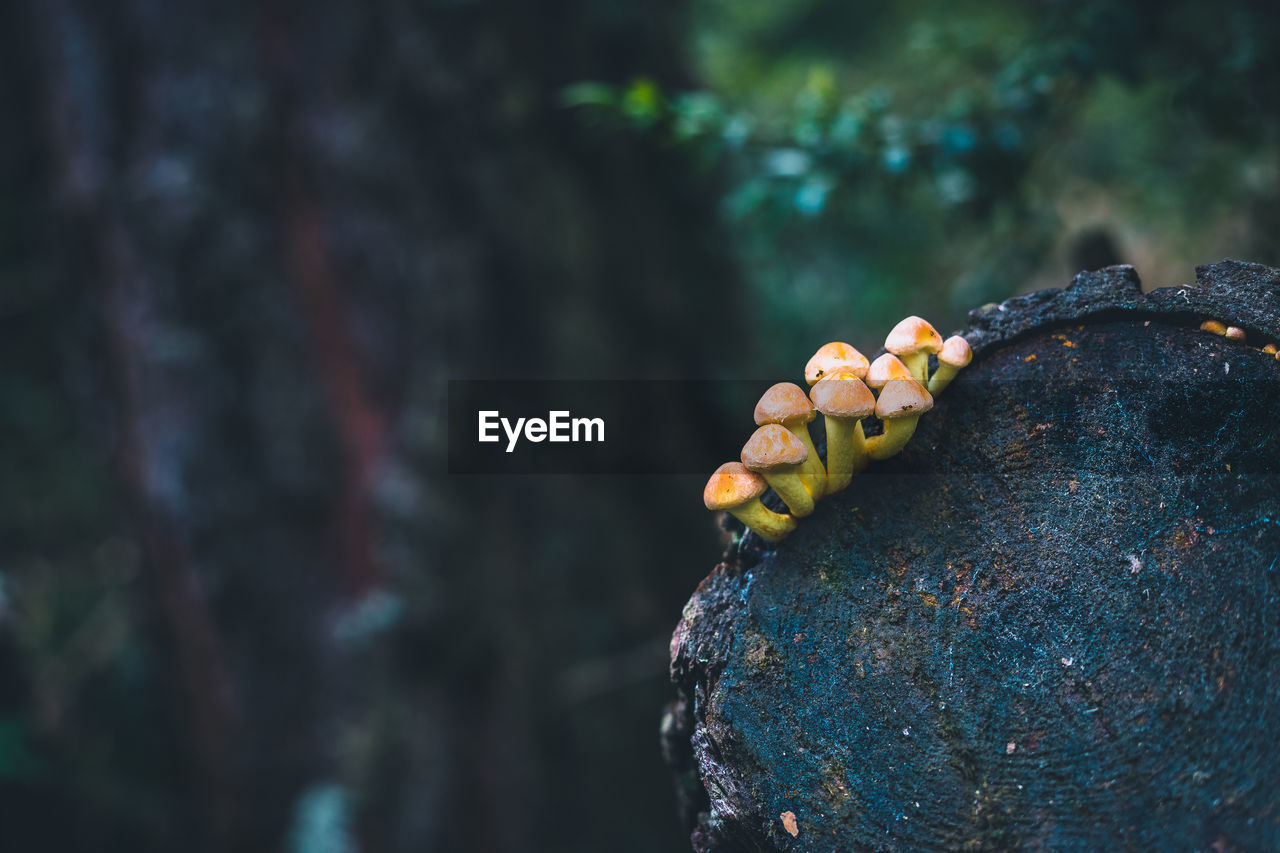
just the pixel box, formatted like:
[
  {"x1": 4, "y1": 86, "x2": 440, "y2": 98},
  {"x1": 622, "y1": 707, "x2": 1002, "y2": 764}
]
[{"x1": 1, "y1": 0, "x2": 1277, "y2": 851}]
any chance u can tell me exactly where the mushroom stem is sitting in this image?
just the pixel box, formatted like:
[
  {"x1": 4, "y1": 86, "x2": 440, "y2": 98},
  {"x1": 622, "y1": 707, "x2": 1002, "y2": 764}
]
[
  {"x1": 865, "y1": 377, "x2": 932, "y2": 460},
  {"x1": 928, "y1": 335, "x2": 972, "y2": 397},
  {"x1": 789, "y1": 424, "x2": 827, "y2": 498},
  {"x1": 899, "y1": 351, "x2": 930, "y2": 384},
  {"x1": 727, "y1": 498, "x2": 797, "y2": 542},
  {"x1": 852, "y1": 419, "x2": 870, "y2": 473},
  {"x1": 927, "y1": 363, "x2": 959, "y2": 396},
  {"x1": 810, "y1": 368, "x2": 876, "y2": 495},
  {"x1": 865, "y1": 416, "x2": 919, "y2": 460},
  {"x1": 762, "y1": 470, "x2": 815, "y2": 517},
  {"x1": 823, "y1": 415, "x2": 869, "y2": 492}
]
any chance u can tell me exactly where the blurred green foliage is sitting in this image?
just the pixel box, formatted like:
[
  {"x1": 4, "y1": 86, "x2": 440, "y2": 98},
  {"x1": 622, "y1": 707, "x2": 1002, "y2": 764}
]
[
  {"x1": 567, "y1": 0, "x2": 1280, "y2": 368},
  {"x1": 0, "y1": 714, "x2": 45, "y2": 780}
]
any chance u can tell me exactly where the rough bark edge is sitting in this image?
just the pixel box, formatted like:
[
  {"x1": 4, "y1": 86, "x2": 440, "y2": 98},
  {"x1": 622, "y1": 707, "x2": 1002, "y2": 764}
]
[{"x1": 963, "y1": 260, "x2": 1280, "y2": 356}]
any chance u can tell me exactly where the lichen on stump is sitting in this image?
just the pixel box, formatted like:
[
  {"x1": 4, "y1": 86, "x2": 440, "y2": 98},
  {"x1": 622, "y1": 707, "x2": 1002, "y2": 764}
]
[{"x1": 664, "y1": 261, "x2": 1280, "y2": 851}]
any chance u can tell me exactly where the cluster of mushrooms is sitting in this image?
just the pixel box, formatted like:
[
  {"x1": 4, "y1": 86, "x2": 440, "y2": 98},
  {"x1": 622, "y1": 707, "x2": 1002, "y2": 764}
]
[
  {"x1": 1200, "y1": 319, "x2": 1280, "y2": 359},
  {"x1": 703, "y1": 317, "x2": 972, "y2": 543}
]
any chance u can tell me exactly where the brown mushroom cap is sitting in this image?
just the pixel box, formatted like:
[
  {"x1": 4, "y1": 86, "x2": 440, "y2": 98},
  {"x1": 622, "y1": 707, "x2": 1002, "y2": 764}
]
[
  {"x1": 875, "y1": 378, "x2": 934, "y2": 419},
  {"x1": 804, "y1": 342, "x2": 870, "y2": 385},
  {"x1": 754, "y1": 382, "x2": 817, "y2": 426},
  {"x1": 703, "y1": 462, "x2": 768, "y2": 510},
  {"x1": 938, "y1": 335, "x2": 973, "y2": 368},
  {"x1": 885, "y1": 316, "x2": 943, "y2": 357},
  {"x1": 866, "y1": 353, "x2": 915, "y2": 389},
  {"x1": 810, "y1": 368, "x2": 876, "y2": 418},
  {"x1": 741, "y1": 424, "x2": 808, "y2": 470}
]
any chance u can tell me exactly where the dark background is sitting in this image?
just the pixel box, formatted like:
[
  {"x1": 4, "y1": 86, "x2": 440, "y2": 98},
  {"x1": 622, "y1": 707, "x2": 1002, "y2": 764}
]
[{"x1": 1, "y1": 1, "x2": 1277, "y2": 851}]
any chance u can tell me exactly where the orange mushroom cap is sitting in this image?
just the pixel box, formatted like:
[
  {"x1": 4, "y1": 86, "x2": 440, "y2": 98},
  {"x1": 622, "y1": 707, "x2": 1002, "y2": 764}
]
[
  {"x1": 874, "y1": 378, "x2": 934, "y2": 419},
  {"x1": 703, "y1": 462, "x2": 768, "y2": 510},
  {"x1": 810, "y1": 368, "x2": 876, "y2": 419},
  {"x1": 804, "y1": 342, "x2": 870, "y2": 385},
  {"x1": 938, "y1": 335, "x2": 973, "y2": 368},
  {"x1": 741, "y1": 424, "x2": 808, "y2": 470},
  {"x1": 884, "y1": 316, "x2": 943, "y2": 358},
  {"x1": 866, "y1": 353, "x2": 914, "y2": 390},
  {"x1": 754, "y1": 382, "x2": 817, "y2": 426}
]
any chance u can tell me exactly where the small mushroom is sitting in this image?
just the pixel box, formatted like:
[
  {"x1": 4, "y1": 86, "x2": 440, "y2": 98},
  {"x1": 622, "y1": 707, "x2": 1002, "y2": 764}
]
[
  {"x1": 703, "y1": 462, "x2": 797, "y2": 542},
  {"x1": 805, "y1": 342, "x2": 870, "y2": 385},
  {"x1": 865, "y1": 353, "x2": 915, "y2": 391},
  {"x1": 865, "y1": 377, "x2": 934, "y2": 461},
  {"x1": 741, "y1": 425, "x2": 815, "y2": 517},
  {"x1": 927, "y1": 335, "x2": 973, "y2": 396},
  {"x1": 754, "y1": 382, "x2": 827, "y2": 498},
  {"x1": 1263, "y1": 344, "x2": 1278, "y2": 355},
  {"x1": 885, "y1": 316, "x2": 943, "y2": 383},
  {"x1": 809, "y1": 367, "x2": 876, "y2": 494},
  {"x1": 1200, "y1": 320, "x2": 1227, "y2": 335},
  {"x1": 1225, "y1": 326, "x2": 1246, "y2": 342}
]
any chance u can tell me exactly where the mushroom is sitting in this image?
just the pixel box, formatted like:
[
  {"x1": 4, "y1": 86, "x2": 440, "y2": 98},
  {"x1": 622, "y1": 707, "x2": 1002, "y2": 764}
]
[
  {"x1": 809, "y1": 367, "x2": 876, "y2": 494},
  {"x1": 885, "y1": 316, "x2": 943, "y2": 383},
  {"x1": 1263, "y1": 344, "x2": 1278, "y2": 355},
  {"x1": 805, "y1": 342, "x2": 870, "y2": 385},
  {"x1": 741, "y1": 425, "x2": 815, "y2": 517},
  {"x1": 703, "y1": 462, "x2": 797, "y2": 542},
  {"x1": 927, "y1": 335, "x2": 973, "y2": 396},
  {"x1": 754, "y1": 382, "x2": 827, "y2": 498},
  {"x1": 1200, "y1": 320, "x2": 1227, "y2": 335},
  {"x1": 865, "y1": 353, "x2": 915, "y2": 391},
  {"x1": 865, "y1": 377, "x2": 934, "y2": 461},
  {"x1": 1225, "y1": 326, "x2": 1246, "y2": 342}
]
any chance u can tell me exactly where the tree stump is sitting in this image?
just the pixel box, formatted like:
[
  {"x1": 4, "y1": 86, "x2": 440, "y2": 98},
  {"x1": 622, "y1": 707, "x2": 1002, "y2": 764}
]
[{"x1": 664, "y1": 261, "x2": 1280, "y2": 851}]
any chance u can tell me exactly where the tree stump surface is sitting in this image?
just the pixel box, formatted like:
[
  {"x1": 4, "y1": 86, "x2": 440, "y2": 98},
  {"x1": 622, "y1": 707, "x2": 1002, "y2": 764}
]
[{"x1": 663, "y1": 261, "x2": 1280, "y2": 852}]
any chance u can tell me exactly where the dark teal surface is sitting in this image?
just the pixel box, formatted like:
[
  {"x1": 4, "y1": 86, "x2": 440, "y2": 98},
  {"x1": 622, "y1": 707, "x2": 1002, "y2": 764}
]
[{"x1": 672, "y1": 318, "x2": 1280, "y2": 850}]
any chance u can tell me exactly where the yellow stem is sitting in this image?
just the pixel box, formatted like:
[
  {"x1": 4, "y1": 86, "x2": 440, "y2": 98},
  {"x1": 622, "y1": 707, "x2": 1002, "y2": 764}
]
[
  {"x1": 927, "y1": 363, "x2": 959, "y2": 396},
  {"x1": 728, "y1": 498, "x2": 797, "y2": 542},
  {"x1": 822, "y1": 416, "x2": 858, "y2": 494},
  {"x1": 900, "y1": 351, "x2": 929, "y2": 384},
  {"x1": 865, "y1": 416, "x2": 920, "y2": 460},
  {"x1": 788, "y1": 423, "x2": 827, "y2": 498},
  {"x1": 762, "y1": 469, "x2": 814, "y2": 517}
]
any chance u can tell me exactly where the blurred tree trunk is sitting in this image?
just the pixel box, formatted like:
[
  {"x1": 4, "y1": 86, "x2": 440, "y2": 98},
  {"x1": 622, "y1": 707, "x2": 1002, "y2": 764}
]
[{"x1": 12, "y1": 0, "x2": 742, "y2": 851}]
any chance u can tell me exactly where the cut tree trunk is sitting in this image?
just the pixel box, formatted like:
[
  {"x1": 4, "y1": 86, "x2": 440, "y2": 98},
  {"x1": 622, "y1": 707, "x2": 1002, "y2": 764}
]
[{"x1": 665, "y1": 260, "x2": 1280, "y2": 852}]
